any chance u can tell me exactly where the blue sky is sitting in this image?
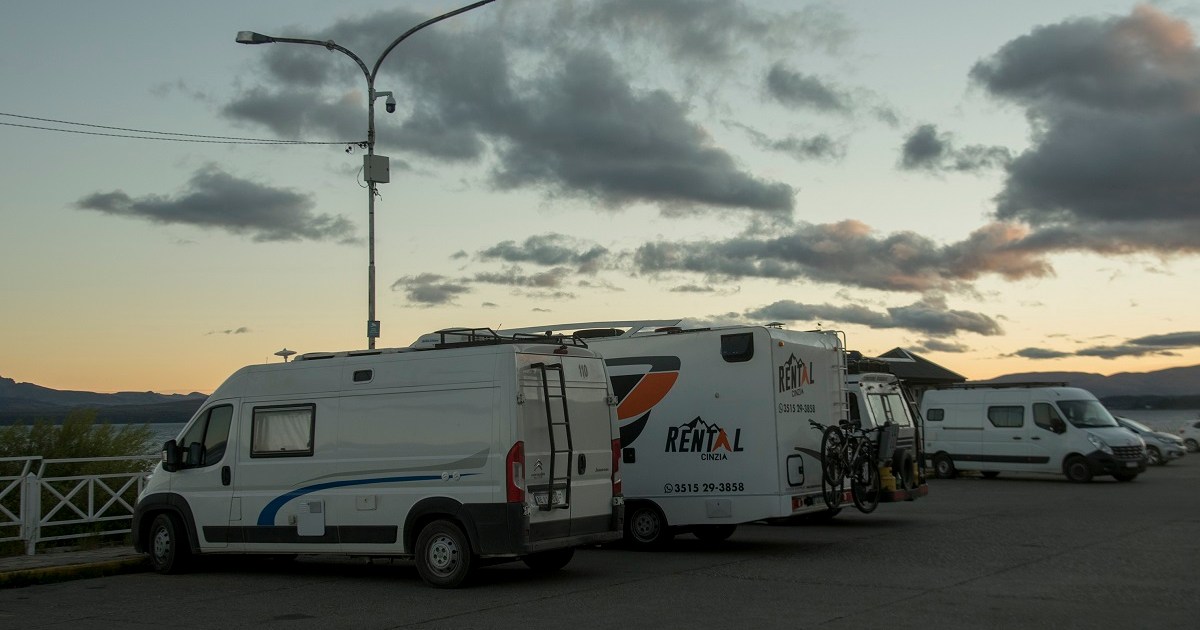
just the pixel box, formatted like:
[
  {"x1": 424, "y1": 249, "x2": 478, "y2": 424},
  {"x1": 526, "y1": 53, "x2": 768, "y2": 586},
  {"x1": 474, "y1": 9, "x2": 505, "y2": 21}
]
[{"x1": 3, "y1": 1, "x2": 1200, "y2": 393}]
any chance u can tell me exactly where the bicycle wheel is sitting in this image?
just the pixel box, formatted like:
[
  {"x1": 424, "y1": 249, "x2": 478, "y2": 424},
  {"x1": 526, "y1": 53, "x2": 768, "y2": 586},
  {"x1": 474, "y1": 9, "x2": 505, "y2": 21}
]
[
  {"x1": 850, "y1": 452, "x2": 881, "y2": 514},
  {"x1": 820, "y1": 426, "x2": 846, "y2": 509}
]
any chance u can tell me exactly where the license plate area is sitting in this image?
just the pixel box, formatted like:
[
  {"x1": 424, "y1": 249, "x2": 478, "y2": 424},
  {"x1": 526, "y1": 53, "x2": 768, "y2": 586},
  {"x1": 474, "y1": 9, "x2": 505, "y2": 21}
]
[{"x1": 534, "y1": 488, "x2": 567, "y2": 507}]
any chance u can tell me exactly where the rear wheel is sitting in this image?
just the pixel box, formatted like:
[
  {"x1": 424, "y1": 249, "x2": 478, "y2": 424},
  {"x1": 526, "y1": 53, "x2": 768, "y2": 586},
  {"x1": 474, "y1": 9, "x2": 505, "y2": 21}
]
[
  {"x1": 415, "y1": 520, "x2": 474, "y2": 588},
  {"x1": 850, "y1": 455, "x2": 881, "y2": 514},
  {"x1": 1185, "y1": 438, "x2": 1199, "y2": 452},
  {"x1": 1064, "y1": 456, "x2": 1093, "y2": 483},
  {"x1": 693, "y1": 525, "x2": 737, "y2": 543},
  {"x1": 1145, "y1": 446, "x2": 1163, "y2": 466},
  {"x1": 148, "y1": 513, "x2": 190, "y2": 574},
  {"x1": 522, "y1": 547, "x2": 575, "y2": 572},
  {"x1": 626, "y1": 502, "x2": 672, "y2": 549},
  {"x1": 933, "y1": 453, "x2": 957, "y2": 479}
]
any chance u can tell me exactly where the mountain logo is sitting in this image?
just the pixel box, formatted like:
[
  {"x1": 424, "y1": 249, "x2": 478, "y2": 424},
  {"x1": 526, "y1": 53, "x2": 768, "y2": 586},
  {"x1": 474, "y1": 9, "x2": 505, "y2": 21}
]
[
  {"x1": 778, "y1": 353, "x2": 814, "y2": 394},
  {"x1": 664, "y1": 416, "x2": 744, "y2": 460}
]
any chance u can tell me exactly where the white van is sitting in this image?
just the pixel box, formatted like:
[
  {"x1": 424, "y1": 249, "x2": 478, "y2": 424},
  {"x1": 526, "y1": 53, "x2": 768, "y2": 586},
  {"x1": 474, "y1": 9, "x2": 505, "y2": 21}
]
[
  {"x1": 502, "y1": 320, "x2": 927, "y2": 547},
  {"x1": 920, "y1": 383, "x2": 1146, "y2": 483},
  {"x1": 845, "y1": 371, "x2": 925, "y2": 496},
  {"x1": 133, "y1": 330, "x2": 624, "y2": 588}
]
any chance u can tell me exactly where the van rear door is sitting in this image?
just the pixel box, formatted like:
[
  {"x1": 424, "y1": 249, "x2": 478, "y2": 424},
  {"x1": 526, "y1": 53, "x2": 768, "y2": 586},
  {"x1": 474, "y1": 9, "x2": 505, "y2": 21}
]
[{"x1": 517, "y1": 352, "x2": 616, "y2": 540}]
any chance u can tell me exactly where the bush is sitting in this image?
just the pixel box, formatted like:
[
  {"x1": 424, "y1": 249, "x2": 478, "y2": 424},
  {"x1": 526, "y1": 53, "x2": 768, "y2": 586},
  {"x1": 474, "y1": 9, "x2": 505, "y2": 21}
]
[{"x1": 0, "y1": 409, "x2": 156, "y2": 475}]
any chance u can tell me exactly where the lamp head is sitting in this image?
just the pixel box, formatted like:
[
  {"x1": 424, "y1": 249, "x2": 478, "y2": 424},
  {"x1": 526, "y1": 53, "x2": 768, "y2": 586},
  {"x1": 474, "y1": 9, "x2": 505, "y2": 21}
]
[{"x1": 236, "y1": 31, "x2": 274, "y2": 45}]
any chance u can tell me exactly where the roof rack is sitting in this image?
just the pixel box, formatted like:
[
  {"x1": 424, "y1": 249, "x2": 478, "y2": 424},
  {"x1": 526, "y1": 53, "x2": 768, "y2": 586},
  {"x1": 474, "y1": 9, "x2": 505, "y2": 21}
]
[{"x1": 425, "y1": 327, "x2": 590, "y2": 350}]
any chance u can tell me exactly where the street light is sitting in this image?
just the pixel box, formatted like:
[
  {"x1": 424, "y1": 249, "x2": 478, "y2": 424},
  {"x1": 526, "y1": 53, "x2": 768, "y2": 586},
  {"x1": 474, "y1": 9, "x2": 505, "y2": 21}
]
[{"x1": 237, "y1": 0, "x2": 498, "y2": 349}]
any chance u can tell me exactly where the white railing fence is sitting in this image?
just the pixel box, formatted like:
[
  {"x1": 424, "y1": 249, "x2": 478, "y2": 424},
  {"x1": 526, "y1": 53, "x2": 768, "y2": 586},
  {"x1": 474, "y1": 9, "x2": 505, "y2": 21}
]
[{"x1": 0, "y1": 455, "x2": 157, "y2": 555}]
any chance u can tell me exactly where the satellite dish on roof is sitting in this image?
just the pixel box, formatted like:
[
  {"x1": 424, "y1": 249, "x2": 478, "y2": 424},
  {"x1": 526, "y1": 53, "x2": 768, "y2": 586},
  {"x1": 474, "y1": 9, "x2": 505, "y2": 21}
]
[{"x1": 274, "y1": 348, "x2": 296, "y2": 362}]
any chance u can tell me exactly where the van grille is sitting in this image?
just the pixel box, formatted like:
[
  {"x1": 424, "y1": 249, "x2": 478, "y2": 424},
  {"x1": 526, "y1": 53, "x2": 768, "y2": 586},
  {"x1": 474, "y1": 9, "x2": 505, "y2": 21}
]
[{"x1": 1112, "y1": 445, "x2": 1143, "y2": 461}]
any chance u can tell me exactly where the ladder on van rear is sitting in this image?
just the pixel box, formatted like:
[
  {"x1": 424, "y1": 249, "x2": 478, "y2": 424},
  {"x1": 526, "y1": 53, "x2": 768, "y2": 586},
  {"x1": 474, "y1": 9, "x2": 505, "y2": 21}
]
[{"x1": 531, "y1": 362, "x2": 573, "y2": 511}]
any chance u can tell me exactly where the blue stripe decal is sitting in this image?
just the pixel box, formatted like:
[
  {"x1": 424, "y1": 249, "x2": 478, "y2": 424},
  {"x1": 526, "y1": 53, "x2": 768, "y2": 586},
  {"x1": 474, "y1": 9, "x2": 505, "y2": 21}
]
[{"x1": 255, "y1": 473, "x2": 480, "y2": 526}]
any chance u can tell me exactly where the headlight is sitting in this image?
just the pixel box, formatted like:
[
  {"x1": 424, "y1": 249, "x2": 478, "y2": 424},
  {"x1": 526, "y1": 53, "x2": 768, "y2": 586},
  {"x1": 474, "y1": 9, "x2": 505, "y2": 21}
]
[{"x1": 1087, "y1": 433, "x2": 1113, "y2": 455}]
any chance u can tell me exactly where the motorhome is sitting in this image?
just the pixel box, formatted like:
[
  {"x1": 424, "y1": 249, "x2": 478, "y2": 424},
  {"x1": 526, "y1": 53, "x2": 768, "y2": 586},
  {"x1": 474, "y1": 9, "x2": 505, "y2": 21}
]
[
  {"x1": 845, "y1": 371, "x2": 924, "y2": 495},
  {"x1": 133, "y1": 330, "x2": 624, "y2": 588},
  {"x1": 499, "y1": 320, "x2": 928, "y2": 547},
  {"x1": 920, "y1": 383, "x2": 1146, "y2": 482}
]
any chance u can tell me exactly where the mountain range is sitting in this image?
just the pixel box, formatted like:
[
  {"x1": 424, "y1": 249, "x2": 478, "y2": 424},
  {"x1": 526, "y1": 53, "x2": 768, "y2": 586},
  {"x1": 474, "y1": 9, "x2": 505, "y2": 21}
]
[{"x1": 1, "y1": 362, "x2": 1197, "y2": 424}]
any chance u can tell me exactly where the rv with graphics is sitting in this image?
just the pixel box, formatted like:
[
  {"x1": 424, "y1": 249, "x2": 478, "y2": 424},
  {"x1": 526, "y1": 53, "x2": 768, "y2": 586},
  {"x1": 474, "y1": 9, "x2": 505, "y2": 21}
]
[
  {"x1": 920, "y1": 383, "x2": 1147, "y2": 482},
  {"x1": 132, "y1": 330, "x2": 624, "y2": 588},
  {"x1": 499, "y1": 320, "x2": 928, "y2": 547}
]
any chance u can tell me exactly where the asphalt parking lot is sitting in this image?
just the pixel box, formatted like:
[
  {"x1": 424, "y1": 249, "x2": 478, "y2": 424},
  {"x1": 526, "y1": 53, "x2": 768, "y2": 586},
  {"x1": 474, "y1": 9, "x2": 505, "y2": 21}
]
[{"x1": 3, "y1": 461, "x2": 1198, "y2": 629}]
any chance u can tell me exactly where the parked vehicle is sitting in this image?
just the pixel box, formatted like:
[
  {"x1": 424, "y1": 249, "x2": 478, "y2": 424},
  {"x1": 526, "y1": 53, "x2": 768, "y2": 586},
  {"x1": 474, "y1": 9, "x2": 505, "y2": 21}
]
[
  {"x1": 1179, "y1": 415, "x2": 1200, "y2": 452},
  {"x1": 133, "y1": 329, "x2": 624, "y2": 588},
  {"x1": 501, "y1": 320, "x2": 927, "y2": 548},
  {"x1": 845, "y1": 371, "x2": 925, "y2": 496},
  {"x1": 920, "y1": 383, "x2": 1146, "y2": 483},
  {"x1": 1115, "y1": 417, "x2": 1186, "y2": 465}
]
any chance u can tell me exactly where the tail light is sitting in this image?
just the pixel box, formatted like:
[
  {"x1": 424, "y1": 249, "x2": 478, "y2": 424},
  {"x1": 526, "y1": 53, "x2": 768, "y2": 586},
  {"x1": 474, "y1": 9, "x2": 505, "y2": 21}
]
[
  {"x1": 610, "y1": 438, "x2": 622, "y2": 496},
  {"x1": 506, "y1": 441, "x2": 525, "y2": 503}
]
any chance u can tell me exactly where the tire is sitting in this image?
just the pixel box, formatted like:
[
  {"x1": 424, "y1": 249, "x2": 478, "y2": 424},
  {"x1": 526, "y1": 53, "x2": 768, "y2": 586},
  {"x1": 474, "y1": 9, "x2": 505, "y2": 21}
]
[
  {"x1": 850, "y1": 455, "x2": 881, "y2": 514},
  {"x1": 626, "y1": 502, "x2": 672, "y2": 549},
  {"x1": 693, "y1": 525, "x2": 737, "y2": 543},
  {"x1": 932, "y1": 453, "x2": 957, "y2": 479},
  {"x1": 1064, "y1": 456, "x2": 1093, "y2": 483},
  {"x1": 148, "y1": 513, "x2": 191, "y2": 574},
  {"x1": 1145, "y1": 446, "x2": 1163, "y2": 466},
  {"x1": 1186, "y1": 438, "x2": 1199, "y2": 452},
  {"x1": 1113, "y1": 471, "x2": 1138, "y2": 482},
  {"x1": 892, "y1": 449, "x2": 917, "y2": 490},
  {"x1": 820, "y1": 425, "x2": 847, "y2": 485},
  {"x1": 414, "y1": 520, "x2": 474, "y2": 588},
  {"x1": 522, "y1": 547, "x2": 575, "y2": 572},
  {"x1": 981, "y1": 471, "x2": 1000, "y2": 479},
  {"x1": 821, "y1": 469, "x2": 845, "y2": 510}
]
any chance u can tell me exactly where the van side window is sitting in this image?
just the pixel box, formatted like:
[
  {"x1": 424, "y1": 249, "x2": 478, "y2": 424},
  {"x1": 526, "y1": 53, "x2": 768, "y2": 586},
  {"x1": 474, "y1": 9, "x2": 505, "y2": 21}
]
[
  {"x1": 847, "y1": 392, "x2": 861, "y2": 424},
  {"x1": 987, "y1": 406, "x2": 1024, "y2": 428},
  {"x1": 252, "y1": 405, "x2": 316, "y2": 457},
  {"x1": 179, "y1": 404, "x2": 233, "y2": 467},
  {"x1": 1033, "y1": 403, "x2": 1064, "y2": 433},
  {"x1": 720, "y1": 333, "x2": 754, "y2": 363},
  {"x1": 926, "y1": 408, "x2": 944, "y2": 422}
]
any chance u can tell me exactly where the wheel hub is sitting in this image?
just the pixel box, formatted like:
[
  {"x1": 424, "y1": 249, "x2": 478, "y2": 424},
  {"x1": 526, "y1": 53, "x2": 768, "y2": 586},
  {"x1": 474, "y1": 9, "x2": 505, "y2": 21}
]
[{"x1": 428, "y1": 534, "x2": 458, "y2": 573}]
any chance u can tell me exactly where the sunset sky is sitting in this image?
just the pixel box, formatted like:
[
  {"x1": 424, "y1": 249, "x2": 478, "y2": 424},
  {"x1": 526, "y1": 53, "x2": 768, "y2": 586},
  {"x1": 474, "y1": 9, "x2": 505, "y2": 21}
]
[{"x1": 3, "y1": 0, "x2": 1200, "y2": 394}]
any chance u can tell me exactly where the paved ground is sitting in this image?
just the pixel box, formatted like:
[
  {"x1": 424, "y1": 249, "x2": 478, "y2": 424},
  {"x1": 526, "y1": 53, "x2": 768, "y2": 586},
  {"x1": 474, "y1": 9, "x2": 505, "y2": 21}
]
[{"x1": 2, "y1": 459, "x2": 1198, "y2": 629}]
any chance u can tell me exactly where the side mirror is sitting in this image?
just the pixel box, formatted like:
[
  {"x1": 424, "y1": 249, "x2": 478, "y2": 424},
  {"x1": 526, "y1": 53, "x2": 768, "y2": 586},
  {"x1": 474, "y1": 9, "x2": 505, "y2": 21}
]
[
  {"x1": 162, "y1": 439, "x2": 180, "y2": 472},
  {"x1": 1051, "y1": 418, "x2": 1067, "y2": 434}
]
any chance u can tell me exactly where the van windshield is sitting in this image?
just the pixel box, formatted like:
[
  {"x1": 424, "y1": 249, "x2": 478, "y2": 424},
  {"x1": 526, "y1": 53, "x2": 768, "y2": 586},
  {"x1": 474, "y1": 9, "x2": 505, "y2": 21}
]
[{"x1": 1056, "y1": 400, "x2": 1119, "y2": 428}]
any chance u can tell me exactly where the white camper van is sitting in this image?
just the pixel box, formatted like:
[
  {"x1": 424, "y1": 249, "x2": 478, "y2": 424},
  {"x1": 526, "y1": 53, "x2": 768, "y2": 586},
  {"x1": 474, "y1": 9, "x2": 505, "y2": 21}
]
[
  {"x1": 845, "y1": 371, "x2": 925, "y2": 496},
  {"x1": 502, "y1": 320, "x2": 927, "y2": 547},
  {"x1": 133, "y1": 330, "x2": 624, "y2": 588},
  {"x1": 920, "y1": 383, "x2": 1146, "y2": 483}
]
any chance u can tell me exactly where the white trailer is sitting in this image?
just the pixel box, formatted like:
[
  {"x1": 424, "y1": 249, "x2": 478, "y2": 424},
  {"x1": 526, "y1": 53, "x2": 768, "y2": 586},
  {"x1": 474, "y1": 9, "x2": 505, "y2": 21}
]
[
  {"x1": 503, "y1": 320, "x2": 915, "y2": 546},
  {"x1": 133, "y1": 330, "x2": 624, "y2": 588}
]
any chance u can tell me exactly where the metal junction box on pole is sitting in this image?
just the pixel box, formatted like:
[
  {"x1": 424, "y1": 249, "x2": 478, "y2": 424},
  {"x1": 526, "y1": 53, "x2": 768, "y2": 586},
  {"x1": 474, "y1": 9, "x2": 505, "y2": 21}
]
[{"x1": 364, "y1": 155, "x2": 390, "y2": 183}]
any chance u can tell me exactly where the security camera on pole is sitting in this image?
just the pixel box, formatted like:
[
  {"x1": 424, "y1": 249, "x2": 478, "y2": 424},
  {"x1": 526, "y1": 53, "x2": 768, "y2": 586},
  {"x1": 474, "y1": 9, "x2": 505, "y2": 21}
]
[{"x1": 236, "y1": 0, "x2": 498, "y2": 349}]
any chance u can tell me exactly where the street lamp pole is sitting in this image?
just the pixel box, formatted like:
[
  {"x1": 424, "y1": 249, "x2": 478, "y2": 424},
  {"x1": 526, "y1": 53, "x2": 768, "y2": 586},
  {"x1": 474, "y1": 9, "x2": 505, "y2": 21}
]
[{"x1": 237, "y1": 0, "x2": 498, "y2": 349}]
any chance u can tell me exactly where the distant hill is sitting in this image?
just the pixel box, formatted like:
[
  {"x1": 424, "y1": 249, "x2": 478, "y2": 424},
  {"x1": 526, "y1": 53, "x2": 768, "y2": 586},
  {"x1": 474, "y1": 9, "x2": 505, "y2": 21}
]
[
  {"x1": 0, "y1": 375, "x2": 207, "y2": 425},
  {"x1": 980, "y1": 364, "x2": 1200, "y2": 398},
  {"x1": 977, "y1": 364, "x2": 1200, "y2": 410}
]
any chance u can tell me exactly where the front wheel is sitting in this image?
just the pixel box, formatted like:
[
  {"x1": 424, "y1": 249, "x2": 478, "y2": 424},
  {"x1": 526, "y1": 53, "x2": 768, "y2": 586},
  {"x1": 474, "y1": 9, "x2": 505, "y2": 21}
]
[
  {"x1": 850, "y1": 456, "x2": 881, "y2": 514},
  {"x1": 1145, "y1": 446, "x2": 1163, "y2": 466},
  {"x1": 522, "y1": 547, "x2": 575, "y2": 572},
  {"x1": 415, "y1": 520, "x2": 474, "y2": 588},
  {"x1": 1064, "y1": 456, "x2": 1093, "y2": 483},
  {"x1": 148, "y1": 513, "x2": 190, "y2": 574},
  {"x1": 626, "y1": 502, "x2": 672, "y2": 549},
  {"x1": 1185, "y1": 438, "x2": 1199, "y2": 452},
  {"x1": 693, "y1": 524, "x2": 737, "y2": 543}
]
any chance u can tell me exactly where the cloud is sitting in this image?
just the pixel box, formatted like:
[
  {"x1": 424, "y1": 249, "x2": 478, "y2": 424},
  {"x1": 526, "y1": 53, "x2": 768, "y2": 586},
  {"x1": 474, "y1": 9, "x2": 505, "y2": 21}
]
[
  {"x1": 910, "y1": 339, "x2": 971, "y2": 354},
  {"x1": 390, "y1": 273, "x2": 471, "y2": 306},
  {"x1": 224, "y1": 7, "x2": 795, "y2": 219},
  {"x1": 633, "y1": 220, "x2": 1053, "y2": 293},
  {"x1": 472, "y1": 266, "x2": 572, "y2": 290},
  {"x1": 742, "y1": 296, "x2": 1002, "y2": 336},
  {"x1": 899, "y1": 124, "x2": 1011, "y2": 173},
  {"x1": 727, "y1": 121, "x2": 846, "y2": 162},
  {"x1": 75, "y1": 166, "x2": 356, "y2": 243},
  {"x1": 478, "y1": 234, "x2": 610, "y2": 273},
  {"x1": 206, "y1": 327, "x2": 251, "y2": 336},
  {"x1": 1015, "y1": 330, "x2": 1200, "y2": 359},
  {"x1": 972, "y1": 6, "x2": 1200, "y2": 255},
  {"x1": 765, "y1": 64, "x2": 853, "y2": 113},
  {"x1": 1013, "y1": 347, "x2": 1073, "y2": 359}
]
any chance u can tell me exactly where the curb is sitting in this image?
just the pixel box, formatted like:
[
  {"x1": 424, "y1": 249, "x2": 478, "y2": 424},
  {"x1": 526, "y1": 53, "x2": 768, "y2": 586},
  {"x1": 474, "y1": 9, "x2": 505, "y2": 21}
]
[{"x1": 0, "y1": 555, "x2": 150, "y2": 589}]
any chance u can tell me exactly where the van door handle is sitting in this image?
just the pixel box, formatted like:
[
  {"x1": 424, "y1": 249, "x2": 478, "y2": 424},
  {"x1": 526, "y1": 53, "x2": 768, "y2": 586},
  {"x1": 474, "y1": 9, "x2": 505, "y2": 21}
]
[
  {"x1": 1031, "y1": 437, "x2": 1040, "y2": 441},
  {"x1": 221, "y1": 466, "x2": 231, "y2": 486},
  {"x1": 578, "y1": 454, "x2": 587, "y2": 475},
  {"x1": 1011, "y1": 436, "x2": 1022, "y2": 440}
]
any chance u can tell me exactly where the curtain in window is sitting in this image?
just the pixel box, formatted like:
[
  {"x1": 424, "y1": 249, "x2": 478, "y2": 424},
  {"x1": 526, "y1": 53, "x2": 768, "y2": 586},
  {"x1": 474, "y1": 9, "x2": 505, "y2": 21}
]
[{"x1": 254, "y1": 408, "x2": 312, "y2": 453}]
